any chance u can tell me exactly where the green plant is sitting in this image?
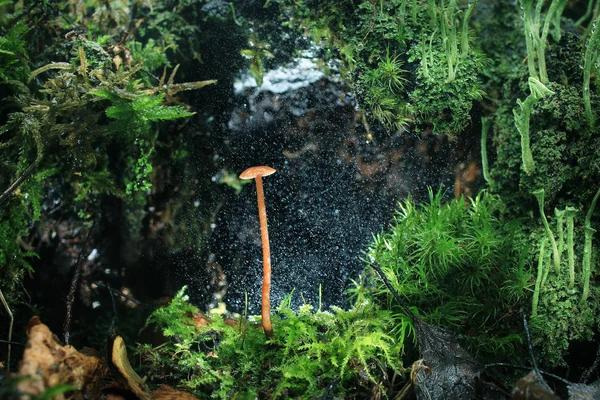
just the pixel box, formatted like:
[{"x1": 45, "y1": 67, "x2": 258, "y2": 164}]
[
  {"x1": 425, "y1": 0, "x2": 479, "y2": 83},
  {"x1": 363, "y1": 188, "x2": 531, "y2": 361},
  {"x1": 240, "y1": 37, "x2": 274, "y2": 87},
  {"x1": 377, "y1": 46, "x2": 407, "y2": 93},
  {"x1": 526, "y1": 187, "x2": 599, "y2": 365},
  {"x1": 581, "y1": 186, "x2": 600, "y2": 303},
  {"x1": 91, "y1": 90, "x2": 195, "y2": 194},
  {"x1": 565, "y1": 206, "x2": 578, "y2": 289},
  {"x1": 519, "y1": 0, "x2": 568, "y2": 84},
  {"x1": 531, "y1": 237, "x2": 547, "y2": 317},
  {"x1": 140, "y1": 287, "x2": 405, "y2": 399},
  {"x1": 575, "y1": 0, "x2": 600, "y2": 28},
  {"x1": 583, "y1": 14, "x2": 600, "y2": 127},
  {"x1": 129, "y1": 39, "x2": 170, "y2": 74},
  {"x1": 513, "y1": 77, "x2": 554, "y2": 175},
  {"x1": 35, "y1": 384, "x2": 77, "y2": 400},
  {"x1": 0, "y1": 23, "x2": 212, "y2": 306},
  {"x1": 276, "y1": 0, "x2": 486, "y2": 135},
  {"x1": 529, "y1": 267, "x2": 598, "y2": 366},
  {"x1": 481, "y1": 116, "x2": 492, "y2": 185},
  {"x1": 532, "y1": 189, "x2": 560, "y2": 273}
]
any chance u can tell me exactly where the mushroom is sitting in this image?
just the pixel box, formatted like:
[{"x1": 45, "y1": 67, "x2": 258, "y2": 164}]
[{"x1": 239, "y1": 165, "x2": 276, "y2": 339}]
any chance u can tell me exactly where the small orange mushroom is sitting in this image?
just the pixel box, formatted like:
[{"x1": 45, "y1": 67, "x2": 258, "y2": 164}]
[{"x1": 239, "y1": 165, "x2": 276, "y2": 339}]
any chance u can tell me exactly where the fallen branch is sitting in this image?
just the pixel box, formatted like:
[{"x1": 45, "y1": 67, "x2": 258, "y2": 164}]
[{"x1": 0, "y1": 159, "x2": 38, "y2": 207}]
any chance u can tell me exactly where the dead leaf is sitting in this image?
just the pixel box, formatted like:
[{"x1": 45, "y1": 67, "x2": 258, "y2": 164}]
[
  {"x1": 111, "y1": 336, "x2": 151, "y2": 400},
  {"x1": 17, "y1": 317, "x2": 103, "y2": 399}
]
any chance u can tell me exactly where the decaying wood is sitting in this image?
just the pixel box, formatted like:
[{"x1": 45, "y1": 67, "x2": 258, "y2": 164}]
[
  {"x1": 152, "y1": 385, "x2": 201, "y2": 400},
  {"x1": 17, "y1": 317, "x2": 104, "y2": 399},
  {"x1": 16, "y1": 317, "x2": 200, "y2": 399}
]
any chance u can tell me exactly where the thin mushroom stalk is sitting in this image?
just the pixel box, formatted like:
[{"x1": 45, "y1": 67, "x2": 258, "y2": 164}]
[{"x1": 240, "y1": 165, "x2": 276, "y2": 339}]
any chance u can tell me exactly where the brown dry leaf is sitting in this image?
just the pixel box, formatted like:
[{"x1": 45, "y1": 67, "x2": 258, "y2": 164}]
[
  {"x1": 111, "y1": 335, "x2": 151, "y2": 400},
  {"x1": 190, "y1": 311, "x2": 211, "y2": 329},
  {"x1": 17, "y1": 316, "x2": 103, "y2": 399}
]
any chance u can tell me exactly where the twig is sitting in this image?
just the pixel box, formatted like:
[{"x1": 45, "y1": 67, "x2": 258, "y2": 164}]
[
  {"x1": 0, "y1": 339, "x2": 23, "y2": 346},
  {"x1": 484, "y1": 362, "x2": 571, "y2": 386},
  {"x1": 0, "y1": 288, "x2": 13, "y2": 371},
  {"x1": 63, "y1": 221, "x2": 95, "y2": 345},
  {"x1": 321, "y1": 378, "x2": 340, "y2": 400},
  {"x1": 522, "y1": 314, "x2": 542, "y2": 380},
  {"x1": 522, "y1": 313, "x2": 554, "y2": 392},
  {"x1": 106, "y1": 281, "x2": 118, "y2": 340},
  {"x1": 0, "y1": 159, "x2": 38, "y2": 207},
  {"x1": 369, "y1": 263, "x2": 416, "y2": 320},
  {"x1": 92, "y1": 281, "x2": 143, "y2": 306}
]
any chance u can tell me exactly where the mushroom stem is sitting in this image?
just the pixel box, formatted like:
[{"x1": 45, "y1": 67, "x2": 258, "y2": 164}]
[
  {"x1": 254, "y1": 175, "x2": 274, "y2": 339},
  {"x1": 240, "y1": 165, "x2": 276, "y2": 340}
]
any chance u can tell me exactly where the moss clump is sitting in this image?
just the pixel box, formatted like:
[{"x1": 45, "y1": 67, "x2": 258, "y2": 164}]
[
  {"x1": 363, "y1": 189, "x2": 531, "y2": 362},
  {"x1": 139, "y1": 287, "x2": 405, "y2": 399},
  {"x1": 491, "y1": 76, "x2": 599, "y2": 212},
  {"x1": 527, "y1": 189, "x2": 600, "y2": 367},
  {"x1": 0, "y1": 1, "x2": 214, "y2": 305},
  {"x1": 529, "y1": 273, "x2": 599, "y2": 367},
  {"x1": 276, "y1": 0, "x2": 486, "y2": 135}
]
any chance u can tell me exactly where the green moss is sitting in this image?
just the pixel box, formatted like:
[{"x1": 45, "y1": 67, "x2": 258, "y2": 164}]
[
  {"x1": 0, "y1": 199, "x2": 37, "y2": 305},
  {"x1": 529, "y1": 273, "x2": 598, "y2": 366},
  {"x1": 363, "y1": 189, "x2": 532, "y2": 362},
  {"x1": 276, "y1": 0, "x2": 486, "y2": 135},
  {"x1": 518, "y1": 190, "x2": 599, "y2": 366},
  {"x1": 140, "y1": 287, "x2": 405, "y2": 398},
  {"x1": 487, "y1": 7, "x2": 600, "y2": 210},
  {"x1": 0, "y1": 7, "x2": 207, "y2": 305},
  {"x1": 491, "y1": 78, "x2": 600, "y2": 213}
]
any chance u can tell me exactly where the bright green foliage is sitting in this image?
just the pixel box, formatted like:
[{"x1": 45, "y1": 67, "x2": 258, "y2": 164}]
[
  {"x1": 96, "y1": 91, "x2": 194, "y2": 132},
  {"x1": 1, "y1": 37, "x2": 195, "y2": 200},
  {"x1": 241, "y1": 38, "x2": 274, "y2": 87},
  {"x1": 145, "y1": 286, "x2": 200, "y2": 343},
  {"x1": 529, "y1": 271, "x2": 598, "y2": 366},
  {"x1": 129, "y1": 39, "x2": 170, "y2": 73},
  {"x1": 0, "y1": 18, "x2": 200, "y2": 302},
  {"x1": 140, "y1": 287, "x2": 405, "y2": 399},
  {"x1": 276, "y1": 0, "x2": 487, "y2": 135},
  {"x1": 492, "y1": 78, "x2": 599, "y2": 213},
  {"x1": 364, "y1": 189, "x2": 532, "y2": 361},
  {"x1": 513, "y1": 77, "x2": 555, "y2": 175},
  {"x1": 581, "y1": 187, "x2": 600, "y2": 303},
  {"x1": 92, "y1": 90, "x2": 194, "y2": 194},
  {"x1": 518, "y1": 188, "x2": 599, "y2": 366},
  {"x1": 487, "y1": 6, "x2": 600, "y2": 210},
  {"x1": 518, "y1": 0, "x2": 568, "y2": 84},
  {"x1": 532, "y1": 189, "x2": 560, "y2": 273},
  {"x1": 0, "y1": 200, "x2": 37, "y2": 305},
  {"x1": 583, "y1": 14, "x2": 600, "y2": 127}
]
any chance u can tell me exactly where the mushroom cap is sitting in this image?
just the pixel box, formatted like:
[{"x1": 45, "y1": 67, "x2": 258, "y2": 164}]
[{"x1": 239, "y1": 165, "x2": 276, "y2": 179}]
